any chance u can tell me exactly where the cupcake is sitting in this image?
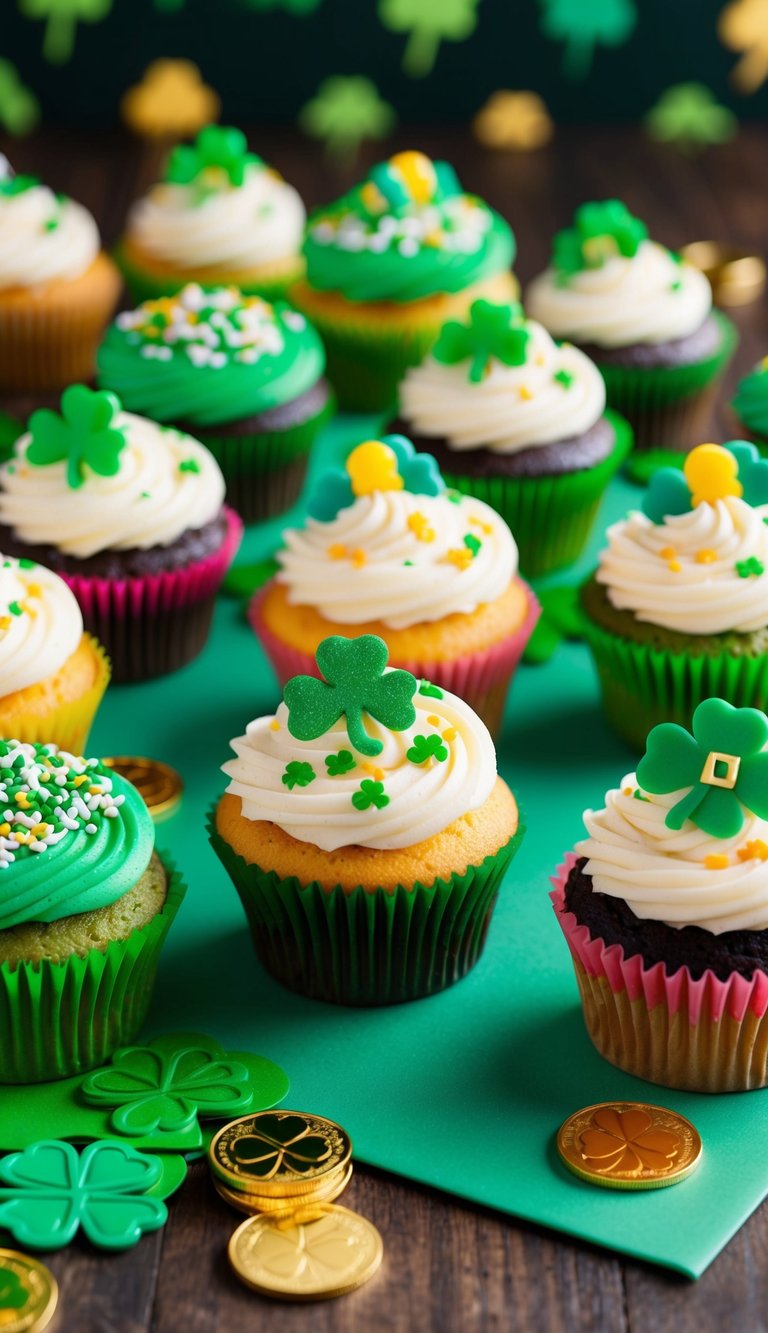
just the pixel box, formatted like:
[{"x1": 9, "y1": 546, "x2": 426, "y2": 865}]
[
  {"x1": 211, "y1": 632, "x2": 523, "y2": 1005},
  {"x1": 116, "y1": 126, "x2": 305, "y2": 305},
  {"x1": 732, "y1": 357, "x2": 768, "y2": 450},
  {"x1": 0, "y1": 385, "x2": 242, "y2": 682},
  {"x1": 551, "y1": 697, "x2": 768, "y2": 1092},
  {"x1": 0, "y1": 553, "x2": 109, "y2": 752},
  {"x1": 251, "y1": 435, "x2": 539, "y2": 738},
  {"x1": 97, "y1": 285, "x2": 333, "y2": 523},
  {"x1": 582, "y1": 441, "x2": 768, "y2": 751},
  {"x1": 0, "y1": 737, "x2": 186, "y2": 1082},
  {"x1": 526, "y1": 200, "x2": 737, "y2": 451},
  {"x1": 290, "y1": 150, "x2": 517, "y2": 412},
  {"x1": 396, "y1": 299, "x2": 632, "y2": 577},
  {"x1": 0, "y1": 159, "x2": 120, "y2": 393}
]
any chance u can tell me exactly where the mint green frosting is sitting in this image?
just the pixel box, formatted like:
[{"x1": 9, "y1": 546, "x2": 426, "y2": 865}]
[
  {"x1": 0, "y1": 740, "x2": 154, "y2": 930},
  {"x1": 303, "y1": 155, "x2": 515, "y2": 304},
  {"x1": 96, "y1": 286, "x2": 325, "y2": 428},
  {"x1": 733, "y1": 360, "x2": 768, "y2": 437}
]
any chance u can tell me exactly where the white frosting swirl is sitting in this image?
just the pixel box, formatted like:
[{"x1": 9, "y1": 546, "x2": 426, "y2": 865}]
[
  {"x1": 0, "y1": 184, "x2": 100, "y2": 290},
  {"x1": 598, "y1": 498, "x2": 768, "y2": 634},
  {"x1": 0, "y1": 555, "x2": 82, "y2": 694},
  {"x1": 526, "y1": 241, "x2": 711, "y2": 348},
  {"x1": 126, "y1": 165, "x2": 305, "y2": 270},
  {"x1": 576, "y1": 775, "x2": 768, "y2": 934},
  {"x1": 223, "y1": 679, "x2": 497, "y2": 851},
  {"x1": 0, "y1": 413, "x2": 224, "y2": 558},
  {"x1": 278, "y1": 490, "x2": 518, "y2": 629},
  {"x1": 400, "y1": 319, "x2": 606, "y2": 452}
]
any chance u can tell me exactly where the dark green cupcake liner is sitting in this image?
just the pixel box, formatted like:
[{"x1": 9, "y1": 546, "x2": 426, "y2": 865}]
[
  {"x1": 0, "y1": 855, "x2": 186, "y2": 1084},
  {"x1": 440, "y1": 410, "x2": 632, "y2": 579},
  {"x1": 209, "y1": 811, "x2": 524, "y2": 1006}
]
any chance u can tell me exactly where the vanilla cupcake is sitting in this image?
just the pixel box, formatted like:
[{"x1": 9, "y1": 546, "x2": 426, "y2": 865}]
[
  {"x1": 526, "y1": 200, "x2": 736, "y2": 450},
  {"x1": 251, "y1": 434, "x2": 539, "y2": 737},
  {"x1": 0, "y1": 158, "x2": 120, "y2": 392},
  {"x1": 116, "y1": 127, "x2": 305, "y2": 304},
  {"x1": 396, "y1": 299, "x2": 631, "y2": 576}
]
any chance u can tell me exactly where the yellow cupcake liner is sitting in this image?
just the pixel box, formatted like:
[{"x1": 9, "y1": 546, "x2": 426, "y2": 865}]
[{"x1": 0, "y1": 634, "x2": 111, "y2": 755}]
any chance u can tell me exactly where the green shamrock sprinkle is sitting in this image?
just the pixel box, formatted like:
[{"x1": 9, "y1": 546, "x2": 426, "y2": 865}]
[
  {"x1": 736, "y1": 557, "x2": 765, "y2": 578},
  {"x1": 179, "y1": 458, "x2": 200, "y2": 474},
  {"x1": 7, "y1": 602, "x2": 22, "y2": 616},
  {"x1": 553, "y1": 200, "x2": 647, "y2": 276},
  {"x1": 352, "y1": 779, "x2": 390, "y2": 811},
  {"x1": 406, "y1": 734, "x2": 448, "y2": 765},
  {"x1": 633, "y1": 789, "x2": 649, "y2": 801},
  {"x1": 17, "y1": 559, "x2": 35, "y2": 569},
  {"x1": 554, "y1": 368, "x2": 574, "y2": 388},
  {"x1": 446, "y1": 490, "x2": 462, "y2": 504},
  {"x1": 463, "y1": 533, "x2": 481, "y2": 556},
  {"x1": 325, "y1": 750, "x2": 356, "y2": 776},
  {"x1": 281, "y1": 761, "x2": 316, "y2": 790},
  {"x1": 166, "y1": 126, "x2": 260, "y2": 190},
  {"x1": 418, "y1": 680, "x2": 443, "y2": 698},
  {"x1": 284, "y1": 635, "x2": 417, "y2": 758},
  {"x1": 433, "y1": 300, "x2": 529, "y2": 383},
  {"x1": 27, "y1": 386, "x2": 127, "y2": 490}
]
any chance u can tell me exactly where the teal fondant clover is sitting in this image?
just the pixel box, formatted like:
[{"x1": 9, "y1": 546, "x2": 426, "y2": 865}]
[
  {"x1": 636, "y1": 699, "x2": 768, "y2": 838},
  {"x1": 26, "y1": 385, "x2": 127, "y2": 490},
  {"x1": 0, "y1": 1140, "x2": 168, "y2": 1251},
  {"x1": 642, "y1": 440, "x2": 768, "y2": 523},
  {"x1": 166, "y1": 125, "x2": 260, "y2": 190},
  {"x1": 307, "y1": 434, "x2": 444, "y2": 522},
  {"x1": 284, "y1": 634, "x2": 416, "y2": 757},
  {"x1": 433, "y1": 300, "x2": 529, "y2": 383},
  {"x1": 553, "y1": 200, "x2": 647, "y2": 276},
  {"x1": 641, "y1": 466, "x2": 692, "y2": 524}
]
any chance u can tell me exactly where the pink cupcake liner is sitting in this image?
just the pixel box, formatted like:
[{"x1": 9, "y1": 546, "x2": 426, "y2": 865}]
[{"x1": 249, "y1": 578, "x2": 540, "y2": 736}]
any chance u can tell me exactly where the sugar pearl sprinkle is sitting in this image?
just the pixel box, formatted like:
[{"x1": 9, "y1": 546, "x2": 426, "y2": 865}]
[
  {"x1": 310, "y1": 194, "x2": 492, "y2": 257},
  {"x1": 0, "y1": 740, "x2": 124, "y2": 868},
  {"x1": 117, "y1": 285, "x2": 290, "y2": 369}
]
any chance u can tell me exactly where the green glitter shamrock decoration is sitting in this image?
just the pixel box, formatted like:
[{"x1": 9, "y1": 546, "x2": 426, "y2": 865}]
[
  {"x1": 407, "y1": 734, "x2": 448, "y2": 764},
  {"x1": 299, "y1": 77, "x2": 396, "y2": 164},
  {"x1": 20, "y1": 0, "x2": 112, "y2": 66},
  {"x1": 0, "y1": 1268, "x2": 27, "y2": 1309},
  {"x1": 166, "y1": 125, "x2": 260, "y2": 189},
  {"x1": 379, "y1": 0, "x2": 480, "y2": 77},
  {"x1": 636, "y1": 699, "x2": 768, "y2": 838},
  {"x1": 27, "y1": 386, "x2": 127, "y2": 490},
  {"x1": 284, "y1": 636, "x2": 416, "y2": 759},
  {"x1": 352, "y1": 779, "x2": 390, "y2": 810},
  {"x1": 282, "y1": 761, "x2": 316, "y2": 790},
  {"x1": 0, "y1": 1140, "x2": 167, "y2": 1250},
  {"x1": 642, "y1": 441, "x2": 768, "y2": 524},
  {"x1": 645, "y1": 84, "x2": 737, "y2": 153},
  {"x1": 325, "y1": 750, "x2": 356, "y2": 776},
  {"x1": 0, "y1": 62, "x2": 40, "y2": 137},
  {"x1": 553, "y1": 200, "x2": 647, "y2": 276},
  {"x1": 433, "y1": 301, "x2": 530, "y2": 383}
]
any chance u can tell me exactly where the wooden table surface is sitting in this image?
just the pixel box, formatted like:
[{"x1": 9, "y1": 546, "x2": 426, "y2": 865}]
[{"x1": 1, "y1": 124, "x2": 767, "y2": 1333}]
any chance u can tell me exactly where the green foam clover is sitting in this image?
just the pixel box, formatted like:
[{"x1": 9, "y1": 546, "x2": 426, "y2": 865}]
[
  {"x1": 284, "y1": 634, "x2": 417, "y2": 758},
  {"x1": 553, "y1": 200, "x2": 647, "y2": 276},
  {"x1": 636, "y1": 699, "x2": 768, "y2": 838},
  {"x1": 433, "y1": 300, "x2": 529, "y2": 383},
  {"x1": 352, "y1": 779, "x2": 390, "y2": 810},
  {"x1": 307, "y1": 434, "x2": 444, "y2": 523},
  {"x1": 282, "y1": 760, "x2": 316, "y2": 790},
  {"x1": 166, "y1": 125, "x2": 260, "y2": 190},
  {"x1": 325, "y1": 749, "x2": 356, "y2": 775},
  {"x1": 0, "y1": 1140, "x2": 168, "y2": 1251},
  {"x1": 407, "y1": 733, "x2": 448, "y2": 764},
  {"x1": 26, "y1": 385, "x2": 127, "y2": 490}
]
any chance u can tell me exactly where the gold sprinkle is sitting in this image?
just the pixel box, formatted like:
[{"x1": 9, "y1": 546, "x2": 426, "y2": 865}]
[
  {"x1": 0, "y1": 823, "x2": 10, "y2": 836},
  {"x1": 738, "y1": 839, "x2": 768, "y2": 861},
  {"x1": 12, "y1": 831, "x2": 27, "y2": 844},
  {"x1": 14, "y1": 793, "x2": 29, "y2": 807},
  {"x1": 351, "y1": 548, "x2": 367, "y2": 568},
  {"x1": 668, "y1": 560, "x2": 682, "y2": 573},
  {"x1": 442, "y1": 727, "x2": 457, "y2": 742},
  {"x1": 705, "y1": 853, "x2": 729, "y2": 869},
  {"x1": 660, "y1": 546, "x2": 677, "y2": 560},
  {"x1": 518, "y1": 386, "x2": 533, "y2": 401},
  {"x1": 361, "y1": 762, "x2": 385, "y2": 781},
  {"x1": 623, "y1": 785, "x2": 633, "y2": 796},
  {"x1": 24, "y1": 582, "x2": 42, "y2": 598},
  {"x1": 0, "y1": 617, "x2": 10, "y2": 633},
  {"x1": 696, "y1": 549, "x2": 718, "y2": 564},
  {"x1": 469, "y1": 516, "x2": 493, "y2": 534},
  {"x1": 442, "y1": 548, "x2": 474, "y2": 570},
  {"x1": 407, "y1": 512, "x2": 436, "y2": 543},
  {"x1": 328, "y1": 544, "x2": 348, "y2": 560},
  {"x1": 427, "y1": 714, "x2": 440, "y2": 726},
  {"x1": 269, "y1": 720, "x2": 281, "y2": 732},
  {"x1": 73, "y1": 775, "x2": 89, "y2": 787}
]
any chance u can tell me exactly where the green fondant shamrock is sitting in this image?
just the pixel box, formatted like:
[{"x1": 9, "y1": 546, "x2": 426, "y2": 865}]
[
  {"x1": 80, "y1": 1037, "x2": 255, "y2": 1136},
  {"x1": 307, "y1": 435, "x2": 444, "y2": 523},
  {"x1": 736, "y1": 557, "x2": 765, "y2": 578},
  {"x1": 418, "y1": 680, "x2": 444, "y2": 698},
  {"x1": 27, "y1": 385, "x2": 127, "y2": 490},
  {"x1": 645, "y1": 84, "x2": 737, "y2": 152},
  {"x1": 0, "y1": 1140, "x2": 167, "y2": 1251},
  {"x1": 325, "y1": 749, "x2": 356, "y2": 776},
  {"x1": 299, "y1": 77, "x2": 396, "y2": 163},
  {"x1": 0, "y1": 62, "x2": 40, "y2": 137},
  {"x1": 352, "y1": 779, "x2": 390, "y2": 810},
  {"x1": 0, "y1": 1268, "x2": 27, "y2": 1309},
  {"x1": 282, "y1": 761, "x2": 316, "y2": 790},
  {"x1": 285, "y1": 635, "x2": 416, "y2": 758},
  {"x1": 433, "y1": 301, "x2": 529, "y2": 383},
  {"x1": 554, "y1": 368, "x2": 574, "y2": 388},
  {"x1": 166, "y1": 125, "x2": 260, "y2": 189},
  {"x1": 642, "y1": 441, "x2": 768, "y2": 524},
  {"x1": 231, "y1": 1113, "x2": 330, "y2": 1181},
  {"x1": 636, "y1": 699, "x2": 768, "y2": 838},
  {"x1": 407, "y1": 734, "x2": 448, "y2": 764},
  {"x1": 553, "y1": 200, "x2": 647, "y2": 276}
]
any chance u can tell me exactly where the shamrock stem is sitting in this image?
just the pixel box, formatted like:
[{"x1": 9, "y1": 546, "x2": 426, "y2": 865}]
[
  {"x1": 43, "y1": 13, "x2": 76, "y2": 64},
  {"x1": 403, "y1": 26, "x2": 440, "y2": 77},
  {"x1": 665, "y1": 784, "x2": 705, "y2": 831},
  {"x1": 345, "y1": 709, "x2": 383, "y2": 758},
  {"x1": 563, "y1": 35, "x2": 594, "y2": 80}
]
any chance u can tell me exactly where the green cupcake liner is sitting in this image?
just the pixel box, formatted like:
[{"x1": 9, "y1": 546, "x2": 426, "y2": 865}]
[
  {"x1": 594, "y1": 310, "x2": 738, "y2": 452},
  {"x1": 0, "y1": 855, "x2": 186, "y2": 1085},
  {"x1": 581, "y1": 613, "x2": 768, "y2": 752},
  {"x1": 209, "y1": 812, "x2": 524, "y2": 1006},
  {"x1": 440, "y1": 410, "x2": 632, "y2": 579},
  {"x1": 114, "y1": 241, "x2": 304, "y2": 306},
  {"x1": 196, "y1": 392, "x2": 334, "y2": 524}
]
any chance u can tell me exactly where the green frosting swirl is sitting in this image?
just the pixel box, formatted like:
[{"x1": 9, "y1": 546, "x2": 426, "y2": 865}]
[
  {"x1": 96, "y1": 286, "x2": 325, "y2": 428},
  {"x1": 303, "y1": 153, "x2": 515, "y2": 304},
  {"x1": 733, "y1": 360, "x2": 768, "y2": 437},
  {"x1": 0, "y1": 740, "x2": 155, "y2": 930}
]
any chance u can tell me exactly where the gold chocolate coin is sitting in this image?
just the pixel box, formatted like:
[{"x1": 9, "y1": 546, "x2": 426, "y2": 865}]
[
  {"x1": 679, "y1": 241, "x2": 766, "y2": 306},
  {"x1": 0, "y1": 1249, "x2": 58, "y2": 1332},
  {"x1": 102, "y1": 755, "x2": 183, "y2": 821},
  {"x1": 210, "y1": 1110, "x2": 352, "y2": 1196},
  {"x1": 213, "y1": 1162, "x2": 354, "y2": 1217},
  {"x1": 228, "y1": 1204, "x2": 383, "y2": 1301},
  {"x1": 557, "y1": 1101, "x2": 702, "y2": 1191}
]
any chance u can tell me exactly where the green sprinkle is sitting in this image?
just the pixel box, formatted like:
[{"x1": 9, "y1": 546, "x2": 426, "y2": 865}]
[
  {"x1": 406, "y1": 734, "x2": 448, "y2": 765},
  {"x1": 8, "y1": 602, "x2": 23, "y2": 616},
  {"x1": 463, "y1": 533, "x2": 481, "y2": 556},
  {"x1": 352, "y1": 779, "x2": 389, "y2": 811},
  {"x1": 633, "y1": 789, "x2": 649, "y2": 802},
  {"x1": 670, "y1": 280, "x2": 682, "y2": 292},
  {"x1": 43, "y1": 217, "x2": 59, "y2": 232},
  {"x1": 554, "y1": 369, "x2": 574, "y2": 389},
  {"x1": 140, "y1": 491, "x2": 150, "y2": 499},
  {"x1": 281, "y1": 760, "x2": 316, "y2": 791},
  {"x1": 179, "y1": 459, "x2": 201, "y2": 474},
  {"x1": 418, "y1": 681, "x2": 443, "y2": 699},
  {"x1": 446, "y1": 490, "x2": 462, "y2": 504},
  {"x1": 17, "y1": 559, "x2": 35, "y2": 569},
  {"x1": 325, "y1": 750, "x2": 356, "y2": 776},
  {"x1": 736, "y1": 557, "x2": 765, "y2": 578},
  {"x1": 403, "y1": 559, "x2": 414, "y2": 567}
]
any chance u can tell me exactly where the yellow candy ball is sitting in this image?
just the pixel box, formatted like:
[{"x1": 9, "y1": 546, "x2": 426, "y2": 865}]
[
  {"x1": 683, "y1": 443, "x2": 743, "y2": 508},
  {"x1": 388, "y1": 151, "x2": 436, "y2": 205},
  {"x1": 346, "y1": 441, "x2": 405, "y2": 496}
]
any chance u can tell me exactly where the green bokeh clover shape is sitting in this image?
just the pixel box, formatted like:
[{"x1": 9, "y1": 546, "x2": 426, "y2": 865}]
[
  {"x1": 553, "y1": 200, "x2": 647, "y2": 276},
  {"x1": 0, "y1": 61, "x2": 40, "y2": 137},
  {"x1": 433, "y1": 301, "x2": 530, "y2": 383},
  {"x1": 538, "y1": 0, "x2": 636, "y2": 79},
  {"x1": 645, "y1": 84, "x2": 737, "y2": 151},
  {"x1": 20, "y1": 0, "x2": 113, "y2": 66},
  {"x1": 379, "y1": 0, "x2": 480, "y2": 77},
  {"x1": 636, "y1": 699, "x2": 768, "y2": 837},
  {"x1": 299, "y1": 77, "x2": 396, "y2": 163},
  {"x1": 0, "y1": 1140, "x2": 168, "y2": 1251},
  {"x1": 26, "y1": 385, "x2": 127, "y2": 490},
  {"x1": 0, "y1": 1267, "x2": 27, "y2": 1309},
  {"x1": 166, "y1": 125, "x2": 260, "y2": 189},
  {"x1": 284, "y1": 635, "x2": 417, "y2": 758}
]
